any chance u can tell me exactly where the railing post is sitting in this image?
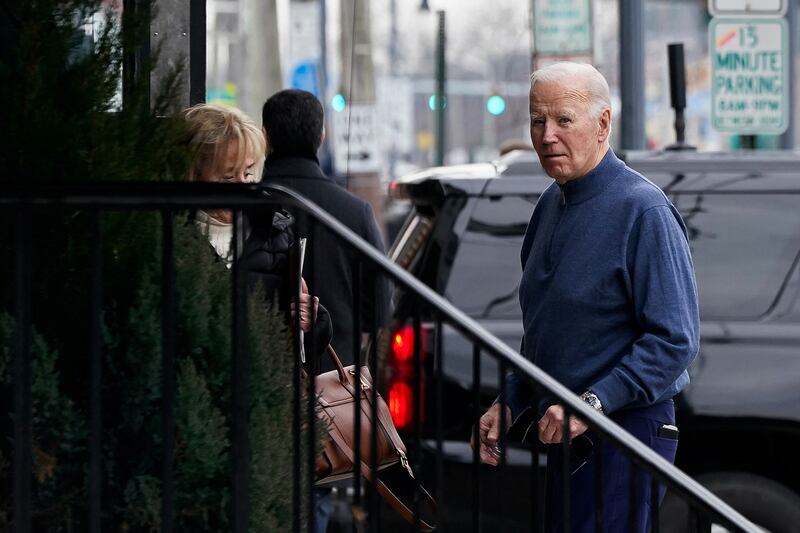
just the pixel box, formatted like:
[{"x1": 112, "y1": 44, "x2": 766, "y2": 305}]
[
  {"x1": 412, "y1": 304, "x2": 423, "y2": 529},
  {"x1": 498, "y1": 360, "x2": 508, "y2": 531},
  {"x1": 292, "y1": 222, "x2": 302, "y2": 533},
  {"x1": 352, "y1": 259, "x2": 363, "y2": 515},
  {"x1": 471, "y1": 344, "x2": 481, "y2": 532},
  {"x1": 160, "y1": 208, "x2": 176, "y2": 532},
  {"x1": 434, "y1": 317, "x2": 444, "y2": 525},
  {"x1": 89, "y1": 211, "x2": 104, "y2": 533},
  {"x1": 305, "y1": 222, "x2": 317, "y2": 533},
  {"x1": 561, "y1": 410, "x2": 571, "y2": 533},
  {"x1": 367, "y1": 284, "x2": 381, "y2": 531},
  {"x1": 231, "y1": 209, "x2": 250, "y2": 532},
  {"x1": 531, "y1": 385, "x2": 543, "y2": 533},
  {"x1": 13, "y1": 208, "x2": 32, "y2": 533}
]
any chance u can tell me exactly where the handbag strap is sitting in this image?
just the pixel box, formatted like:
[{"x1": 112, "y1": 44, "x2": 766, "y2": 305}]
[
  {"x1": 340, "y1": 369, "x2": 408, "y2": 457},
  {"x1": 326, "y1": 420, "x2": 437, "y2": 532},
  {"x1": 324, "y1": 344, "x2": 348, "y2": 384}
]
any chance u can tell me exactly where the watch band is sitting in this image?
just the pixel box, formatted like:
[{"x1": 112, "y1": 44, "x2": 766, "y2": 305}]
[{"x1": 580, "y1": 390, "x2": 604, "y2": 414}]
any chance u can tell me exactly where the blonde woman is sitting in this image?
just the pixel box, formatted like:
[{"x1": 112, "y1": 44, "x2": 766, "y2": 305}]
[{"x1": 182, "y1": 103, "x2": 331, "y2": 344}]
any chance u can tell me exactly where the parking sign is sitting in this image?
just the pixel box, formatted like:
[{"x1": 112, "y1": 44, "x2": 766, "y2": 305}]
[
  {"x1": 708, "y1": 0, "x2": 786, "y2": 17},
  {"x1": 710, "y1": 18, "x2": 788, "y2": 134},
  {"x1": 332, "y1": 105, "x2": 381, "y2": 174},
  {"x1": 532, "y1": 0, "x2": 592, "y2": 56}
]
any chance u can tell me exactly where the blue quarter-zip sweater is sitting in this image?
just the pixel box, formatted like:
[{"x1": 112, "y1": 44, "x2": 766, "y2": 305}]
[{"x1": 505, "y1": 149, "x2": 699, "y2": 418}]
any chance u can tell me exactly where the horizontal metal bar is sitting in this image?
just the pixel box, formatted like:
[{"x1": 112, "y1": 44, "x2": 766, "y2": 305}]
[{"x1": 0, "y1": 182, "x2": 280, "y2": 208}]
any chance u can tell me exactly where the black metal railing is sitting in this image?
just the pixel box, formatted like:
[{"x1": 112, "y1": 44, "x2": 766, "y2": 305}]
[{"x1": 2, "y1": 181, "x2": 759, "y2": 532}]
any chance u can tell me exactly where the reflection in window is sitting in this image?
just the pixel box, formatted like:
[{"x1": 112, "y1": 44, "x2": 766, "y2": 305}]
[
  {"x1": 445, "y1": 196, "x2": 535, "y2": 319},
  {"x1": 675, "y1": 194, "x2": 800, "y2": 319}
]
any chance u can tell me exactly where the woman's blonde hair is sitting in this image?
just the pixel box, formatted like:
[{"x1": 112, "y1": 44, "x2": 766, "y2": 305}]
[{"x1": 182, "y1": 104, "x2": 266, "y2": 181}]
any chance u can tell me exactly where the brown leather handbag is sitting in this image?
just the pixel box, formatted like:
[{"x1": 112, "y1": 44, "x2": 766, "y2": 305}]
[{"x1": 313, "y1": 345, "x2": 436, "y2": 531}]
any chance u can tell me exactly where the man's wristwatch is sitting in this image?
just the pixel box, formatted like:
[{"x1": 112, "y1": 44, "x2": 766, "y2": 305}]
[{"x1": 580, "y1": 390, "x2": 604, "y2": 414}]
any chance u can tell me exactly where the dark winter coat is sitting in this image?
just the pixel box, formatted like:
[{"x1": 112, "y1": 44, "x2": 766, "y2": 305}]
[
  {"x1": 261, "y1": 155, "x2": 390, "y2": 372},
  {"x1": 243, "y1": 207, "x2": 333, "y2": 359},
  {"x1": 193, "y1": 207, "x2": 332, "y2": 359}
]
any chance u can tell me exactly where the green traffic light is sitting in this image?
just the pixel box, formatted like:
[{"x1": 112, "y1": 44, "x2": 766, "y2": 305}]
[
  {"x1": 486, "y1": 95, "x2": 506, "y2": 116},
  {"x1": 428, "y1": 94, "x2": 447, "y2": 111},
  {"x1": 331, "y1": 93, "x2": 346, "y2": 112}
]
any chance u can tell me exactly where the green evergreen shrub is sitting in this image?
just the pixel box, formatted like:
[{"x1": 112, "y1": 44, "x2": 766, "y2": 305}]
[{"x1": 0, "y1": 1, "x2": 310, "y2": 530}]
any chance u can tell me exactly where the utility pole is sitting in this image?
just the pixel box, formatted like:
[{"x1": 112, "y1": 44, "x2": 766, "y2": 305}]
[
  {"x1": 434, "y1": 11, "x2": 446, "y2": 167},
  {"x1": 387, "y1": 0, "x2": 399, "y2": 179},
  {"x1": 242, "y1": 0, "x2": 282, "y2": 121},
  {"x1": 318, "y1": 0, "x2": 333, "y2": 174},
  {"x1": 340, "y1": 0, "x2": 383, "y2": 228},
  {"x1": 389, "y1": 0, "x2": 399, "y2": 75},
  {"x1": 619, "y1": 0, "x2": 645, "y2": 151},
  {"x1": 340, "y1": 0, "x2": 376, "y2": 114}
]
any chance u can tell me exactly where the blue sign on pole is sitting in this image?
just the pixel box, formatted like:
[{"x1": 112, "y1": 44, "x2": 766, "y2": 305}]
[{"x1": 290, "y1": 60, "x2": 319, "y2": 97}]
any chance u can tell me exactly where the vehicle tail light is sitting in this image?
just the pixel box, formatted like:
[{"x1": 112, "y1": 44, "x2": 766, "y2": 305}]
[
  {"x1": 391, "y1": 325, "x2": 419, "y2": 363},
  {"x1": 387, "y1": 381, "x2": 413, "y2": 430},
  {"x1": 387, "y1": 323, "x2": 430, "y2": 431}
]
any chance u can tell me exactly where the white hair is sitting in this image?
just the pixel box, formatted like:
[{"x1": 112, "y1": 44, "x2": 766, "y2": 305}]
[{"x1": 530, "y1": 62, "x2": 612, "y2": 119}]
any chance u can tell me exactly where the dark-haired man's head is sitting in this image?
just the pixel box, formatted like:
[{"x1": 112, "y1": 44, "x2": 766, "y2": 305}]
[{"x1": 261, "y1": 89, "x2": 324, "y2": 158}]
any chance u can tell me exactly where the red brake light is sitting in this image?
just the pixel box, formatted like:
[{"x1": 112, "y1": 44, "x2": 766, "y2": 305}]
[
  {"x1": 390, "y1": 325, "x2": 428, "y2": 363},
  {"x1": 388, "y1": 381, "x2": 413, "y2": 430},
  {"x1": 392, "y1": 325, "x2": 414, "y2": 362},
  {"x1": 387, "y1": 323, "x2": 431, "y2": 431}
]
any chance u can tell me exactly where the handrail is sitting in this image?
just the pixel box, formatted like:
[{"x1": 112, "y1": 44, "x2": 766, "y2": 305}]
[
  {"x1": 268, "y1": 185, "x2": 758, "y2": 533},
  {"x1": 1, "y1": 181, "x2": 760, "y2": 532}
]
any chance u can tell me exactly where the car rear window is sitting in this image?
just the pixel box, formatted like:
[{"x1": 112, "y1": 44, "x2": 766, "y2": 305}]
[
  {"x1": 674, "y1": 192, "x2": 800, "y2": 319},
  {"x1": 445, "y1": 196, "x2": 536, "y2": 319}
]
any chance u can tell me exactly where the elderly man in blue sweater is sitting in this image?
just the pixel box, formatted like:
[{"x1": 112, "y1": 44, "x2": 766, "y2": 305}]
[{"x1": 474, "y1": 62, "x2": 699, "y2": 532}]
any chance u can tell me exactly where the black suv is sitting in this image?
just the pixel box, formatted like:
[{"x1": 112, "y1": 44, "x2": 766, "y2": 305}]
[{"x1": 384, "y1": 149, "x2": 800, "y2": 531}]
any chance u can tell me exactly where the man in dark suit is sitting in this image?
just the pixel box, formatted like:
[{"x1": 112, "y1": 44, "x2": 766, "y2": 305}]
[{"x1": 261, "y1": 89, "x2": 390, "y2": 373}]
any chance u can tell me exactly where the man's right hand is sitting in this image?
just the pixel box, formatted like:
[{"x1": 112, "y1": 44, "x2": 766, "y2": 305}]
[{"x1": 470, "y1": 403, "x2": 512, "y2": 466}]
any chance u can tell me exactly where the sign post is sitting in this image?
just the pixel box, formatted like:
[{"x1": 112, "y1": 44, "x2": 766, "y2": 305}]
[{"x1": 710, "y1": 18, "x2": 788, "y2": 134}]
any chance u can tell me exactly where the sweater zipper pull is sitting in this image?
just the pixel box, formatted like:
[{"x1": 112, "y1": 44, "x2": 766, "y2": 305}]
[{"x1": 559, "y1": 185, "x2": 566, "y2": 205}]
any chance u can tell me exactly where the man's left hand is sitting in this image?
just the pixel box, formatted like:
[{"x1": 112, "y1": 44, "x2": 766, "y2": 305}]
[{"x1": 537, "y1": 405, "x2": 589, "y2": 444}]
